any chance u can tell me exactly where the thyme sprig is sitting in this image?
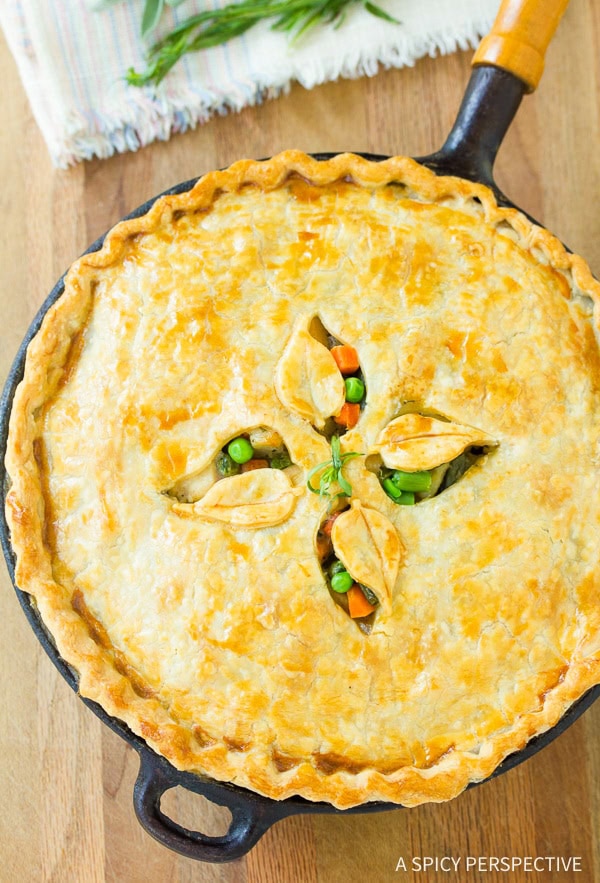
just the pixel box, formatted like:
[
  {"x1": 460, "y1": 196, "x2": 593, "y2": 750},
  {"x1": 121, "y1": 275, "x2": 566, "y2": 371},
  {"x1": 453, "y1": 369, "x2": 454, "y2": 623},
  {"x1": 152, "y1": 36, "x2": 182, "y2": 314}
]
[
  {"x1": 126, "y1": 0, "x2": 400, "y2": 87},
  {"x1": 307, "y1": 435, "x2": 362, "y2": 499}
]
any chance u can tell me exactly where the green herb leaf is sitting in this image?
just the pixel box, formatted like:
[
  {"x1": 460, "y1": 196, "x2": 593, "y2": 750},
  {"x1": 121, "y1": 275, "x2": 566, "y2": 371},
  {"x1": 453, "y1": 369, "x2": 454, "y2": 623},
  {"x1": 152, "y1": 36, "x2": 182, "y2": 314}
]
[
  {"x1": 337, "y1": 469, "x2": 353, "y2": 498},
  {"x1": 142, "y1": 0, "x2": 165, "y2": 39},
  {"x1": 331, "y1": 435, "x2": 342, "y2": 471},
  {"x1": 306, "y1": 436, "x2": 362, "y2": 498},
  {"x1": 86, "y1": 0, "x2": 121, "y2": 9},
  {"x1": 363, "y1": 1, "x2": 400, "y2": 24},
  {"x1": 125, "y1": 0, "x2": 401, "y2": 87}
]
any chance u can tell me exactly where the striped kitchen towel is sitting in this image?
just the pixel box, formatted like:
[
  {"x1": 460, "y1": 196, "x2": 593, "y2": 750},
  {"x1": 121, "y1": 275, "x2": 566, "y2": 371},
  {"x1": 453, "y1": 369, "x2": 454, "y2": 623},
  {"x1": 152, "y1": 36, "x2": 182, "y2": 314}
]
[{"x1": 0, "y1": 0, "x2": 497, "y2": 168}]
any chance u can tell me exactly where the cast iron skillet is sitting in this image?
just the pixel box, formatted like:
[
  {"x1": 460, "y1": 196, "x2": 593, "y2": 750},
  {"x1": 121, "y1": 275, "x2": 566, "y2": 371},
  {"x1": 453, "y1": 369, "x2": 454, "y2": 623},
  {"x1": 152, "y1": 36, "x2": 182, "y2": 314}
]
[{"x1": 2, "y1": 0, "x2": 596, "y2": 864}]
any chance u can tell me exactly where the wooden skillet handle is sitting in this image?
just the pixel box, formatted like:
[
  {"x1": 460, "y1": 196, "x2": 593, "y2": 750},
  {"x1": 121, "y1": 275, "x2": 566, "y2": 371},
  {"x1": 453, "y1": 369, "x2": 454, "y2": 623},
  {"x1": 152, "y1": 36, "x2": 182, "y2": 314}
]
[{"x1": 473, "y1": 0, "x2": 570, "y2": 92}]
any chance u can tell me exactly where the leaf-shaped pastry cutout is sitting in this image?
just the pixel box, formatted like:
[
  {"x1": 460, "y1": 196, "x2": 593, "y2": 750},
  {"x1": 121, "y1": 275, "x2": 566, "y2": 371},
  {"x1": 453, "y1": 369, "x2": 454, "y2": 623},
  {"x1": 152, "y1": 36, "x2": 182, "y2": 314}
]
[
  {"x1": 275, "y1": 318, "x2": 345, "y2": 429},
  {"x1": 331, "y1": 500, "x2": 404, "y2": 616},
  {"x1": 170, "y1": 462, "x2": 219, "y2": 503},
  {"x1": 172, "y1": 468, "x2": 302, "y2": 528},
  {"x1": 374, "y1": 414, "x2": 497, "y2": 472}
]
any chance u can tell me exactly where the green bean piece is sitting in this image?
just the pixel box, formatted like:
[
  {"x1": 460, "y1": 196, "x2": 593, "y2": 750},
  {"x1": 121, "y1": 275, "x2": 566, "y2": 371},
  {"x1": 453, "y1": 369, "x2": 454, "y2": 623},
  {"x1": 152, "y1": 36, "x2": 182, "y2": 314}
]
[
  {"x1": 382, "y1": 477, "x2": 403, "y2": 500},
  {"x1": 216, "y1": 451, "x2": 240, "y2": 477},
  {"x1": 359, "y1": 584, "x2": 379, "y2": 606},
  {"x1": 344, "y1": 376, "x2": 365, "y2": 403},
  {"x1": 392, "y1": 470, "x2": 432, "y2": 492},
  {"x1": 227, "y1": 437, "x2": 254, "y2": 464},
  {"x1": 331, "y1": 571, "x2": 354, "y2": 593},
  {"x1": 328, "y1": 559, "x2": 346, "y2": 578},
  {"x1": 397, "y1": 490, "x2": 416, "y2": 505},
  {"x1": 270, "y1": 451, "x2": 292, "y2": 469}
]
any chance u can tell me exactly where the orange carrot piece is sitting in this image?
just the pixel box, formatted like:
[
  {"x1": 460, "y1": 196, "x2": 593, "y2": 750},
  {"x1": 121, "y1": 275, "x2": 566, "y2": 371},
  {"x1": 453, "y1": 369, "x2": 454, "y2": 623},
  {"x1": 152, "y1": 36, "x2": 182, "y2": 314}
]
[
  {"x1": 334, "y1": 402, "x2": 360, "y2": 429},
  {"x1": 241, "y1": 458, "x2": 269, "y2": 473},
  {"x1": 321, "y1": 510, "x2": 343, "y2": 537},
  {"x1": 347, "y1": 585, "x2": 376, "y2": 618},
  {"x1": 330, "y1": 345, "x2": 360, "y2": 374}
]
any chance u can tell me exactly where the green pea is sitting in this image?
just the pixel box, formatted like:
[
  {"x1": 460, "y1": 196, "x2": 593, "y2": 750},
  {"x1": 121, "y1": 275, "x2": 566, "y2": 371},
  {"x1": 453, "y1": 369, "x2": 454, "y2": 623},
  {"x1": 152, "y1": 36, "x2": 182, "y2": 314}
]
[
  {"x1": 227, "y1": 437, "x2": 254, "y2": 464},
  {"x1": 382, "y1": 477, "x2": 403, "y2": 500},
  {"x1": 216, "y1": 451, "x2": 240, "y2": 477},
  {"x1": 344, "y1": 377, "x2": 365, "y2": 403},
  {"x1": 331, "y1": 570, "x2": 353, "y2": 593},
  {"x1": 392, "y1": 470, "x2": 432, "y2": 492}
]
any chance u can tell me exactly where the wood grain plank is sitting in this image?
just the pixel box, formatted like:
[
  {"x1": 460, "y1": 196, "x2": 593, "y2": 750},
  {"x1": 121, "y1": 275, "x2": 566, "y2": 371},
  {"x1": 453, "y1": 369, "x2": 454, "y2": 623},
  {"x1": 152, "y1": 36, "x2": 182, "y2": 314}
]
[
  {"x1": 313, "y1": 809, "x2": 407, "y2": 882},
  {"x1": 0, "y1": 35, "x2": 45, "y2": 883},
  {"x1": 583, "y1": 701, "x2": 600, "y2": 882},
  {"x1": 102, "y1": 734, "x2": 179, "y2": 883},
  {"x1": 2, "y1": 5, "x2": 600, "y2": 880},
  {"x1": 531, "y1": 718, "x2": 595, "y2": 882},
  {"x1": 37, "y1": 667, "x2": 105, "y2": 883},
  {"x1": 364, "y1": 52, "x2": 472, "y2": 159},
  {"x1": 246, "y1": 815, "x2": 318, "y2": 883}
]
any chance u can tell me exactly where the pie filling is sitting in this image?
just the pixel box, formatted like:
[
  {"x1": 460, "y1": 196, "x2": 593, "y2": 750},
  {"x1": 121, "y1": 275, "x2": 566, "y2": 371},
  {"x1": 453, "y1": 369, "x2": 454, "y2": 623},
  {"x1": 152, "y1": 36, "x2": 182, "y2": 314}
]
[
  {"x1": 383, "y1": 453, "x2": 478, "y2": 502},
  {"x1": 275, "y1": 314, "x2": 368, "y2": 439},
  {"x1": 308, "y1": 317, "x2": 366, "y2": 437},
  {"x1": 320, "y1": 511, "x2": 380, "y2": 634},
  {"x1": 217, "y1": 427, "x2": 295, "y2": 476}
]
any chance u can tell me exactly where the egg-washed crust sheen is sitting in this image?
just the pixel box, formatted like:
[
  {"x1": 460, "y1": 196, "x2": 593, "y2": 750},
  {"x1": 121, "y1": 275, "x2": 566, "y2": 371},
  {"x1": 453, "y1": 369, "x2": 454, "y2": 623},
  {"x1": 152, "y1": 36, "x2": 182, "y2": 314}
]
[{"x1": 5, "y1": 151, "x2": 600, "y2": 809}]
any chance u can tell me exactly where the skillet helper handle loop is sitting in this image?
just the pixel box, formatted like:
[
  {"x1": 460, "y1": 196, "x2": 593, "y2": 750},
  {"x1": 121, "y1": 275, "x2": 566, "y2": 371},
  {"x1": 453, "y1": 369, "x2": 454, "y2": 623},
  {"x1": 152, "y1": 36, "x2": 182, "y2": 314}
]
[
  {"x1": 133, "y1": 752, "x2": 274, "y2": 862},
  {"x1": 473, "y1": 0, "x2": 570, "y2": 92}
]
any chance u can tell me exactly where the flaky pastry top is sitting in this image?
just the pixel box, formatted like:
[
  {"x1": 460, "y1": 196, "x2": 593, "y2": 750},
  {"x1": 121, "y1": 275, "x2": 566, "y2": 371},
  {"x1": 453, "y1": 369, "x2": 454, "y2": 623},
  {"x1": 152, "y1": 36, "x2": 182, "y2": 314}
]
[{"x1": 5, "y1": 151, "x2": 600, "y2": 808}]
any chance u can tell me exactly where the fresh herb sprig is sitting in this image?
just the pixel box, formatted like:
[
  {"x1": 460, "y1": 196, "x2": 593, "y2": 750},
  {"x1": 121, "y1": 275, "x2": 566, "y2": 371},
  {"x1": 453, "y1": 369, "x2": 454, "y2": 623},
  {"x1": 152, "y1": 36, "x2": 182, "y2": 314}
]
[
  {"x1": 126, "y1": 0, "x2": 400, "y2": 87},
  {"x1": 307, "y1": 435, "x2": 362, "y2": 499}
]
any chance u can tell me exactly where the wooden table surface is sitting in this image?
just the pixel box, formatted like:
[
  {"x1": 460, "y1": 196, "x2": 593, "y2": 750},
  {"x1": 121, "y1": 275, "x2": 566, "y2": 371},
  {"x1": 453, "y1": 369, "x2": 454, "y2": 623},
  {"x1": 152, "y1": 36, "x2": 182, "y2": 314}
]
[{"x1": 2, "y1": 5, "x2": 600, "y2": 882}]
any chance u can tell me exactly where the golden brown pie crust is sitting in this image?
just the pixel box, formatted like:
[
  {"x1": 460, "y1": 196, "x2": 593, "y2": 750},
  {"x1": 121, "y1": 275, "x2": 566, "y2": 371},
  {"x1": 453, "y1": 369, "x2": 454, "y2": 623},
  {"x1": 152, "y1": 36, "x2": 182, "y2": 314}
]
[{"x1": 5, "y1": 151, "x2": 600, "y2": 808}]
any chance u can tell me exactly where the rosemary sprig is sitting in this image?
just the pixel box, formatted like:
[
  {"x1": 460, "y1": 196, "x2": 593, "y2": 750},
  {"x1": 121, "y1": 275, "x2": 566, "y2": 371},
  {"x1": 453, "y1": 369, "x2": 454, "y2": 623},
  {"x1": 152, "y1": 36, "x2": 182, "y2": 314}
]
[
  {"x1": 306, "y1": 435, "x2": 362, "y2": 499},
  {"x1": 126, "y1": 0, "x2": 400, "y2": 87}
]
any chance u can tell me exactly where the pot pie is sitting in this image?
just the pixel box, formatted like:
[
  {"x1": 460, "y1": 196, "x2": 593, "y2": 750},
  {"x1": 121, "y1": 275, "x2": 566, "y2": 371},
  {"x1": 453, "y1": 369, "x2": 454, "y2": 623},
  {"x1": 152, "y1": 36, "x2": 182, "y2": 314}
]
[{"x1": 6, "y1": 151, "x2": 600, "y2": 809}]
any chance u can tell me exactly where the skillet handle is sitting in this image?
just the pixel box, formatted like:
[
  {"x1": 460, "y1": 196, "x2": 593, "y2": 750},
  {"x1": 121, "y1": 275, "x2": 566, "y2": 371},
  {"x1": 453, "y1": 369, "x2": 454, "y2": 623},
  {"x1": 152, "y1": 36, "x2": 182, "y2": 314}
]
[
  {"x1": 133, "y1": 752, "x2": 276, "y2": 862},
  {"x1": 473, "y1": 0, "x2": 570, "y2": 92}
]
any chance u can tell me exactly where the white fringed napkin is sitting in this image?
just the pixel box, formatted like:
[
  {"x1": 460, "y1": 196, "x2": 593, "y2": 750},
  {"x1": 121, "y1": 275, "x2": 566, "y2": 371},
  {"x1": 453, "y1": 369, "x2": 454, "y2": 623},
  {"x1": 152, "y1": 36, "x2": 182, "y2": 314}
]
[{"x1": 0, "y1": 0, "x2": 497, "y2": 167}]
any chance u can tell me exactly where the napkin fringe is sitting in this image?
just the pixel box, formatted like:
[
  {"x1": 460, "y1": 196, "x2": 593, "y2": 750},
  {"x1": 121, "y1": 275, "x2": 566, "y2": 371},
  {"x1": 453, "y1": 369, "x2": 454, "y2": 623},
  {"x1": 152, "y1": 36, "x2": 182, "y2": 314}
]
[{"x1": 57, "y1": 19, "x2": 488, "y2": 168}]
